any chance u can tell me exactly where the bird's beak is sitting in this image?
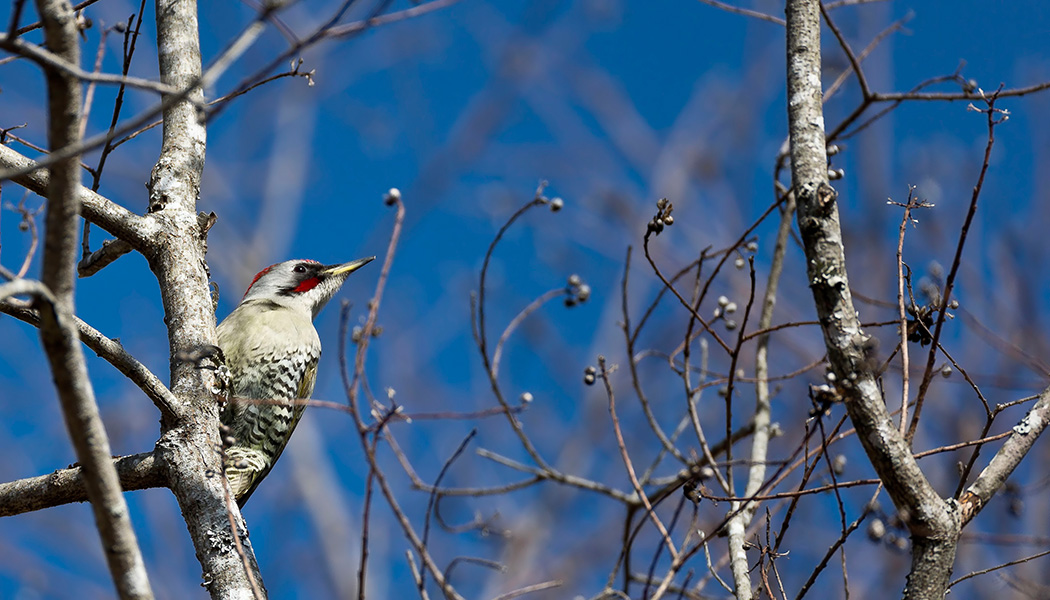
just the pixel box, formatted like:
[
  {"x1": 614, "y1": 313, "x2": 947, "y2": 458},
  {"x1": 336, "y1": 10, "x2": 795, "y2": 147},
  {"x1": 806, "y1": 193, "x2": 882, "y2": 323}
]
[{"x1": 322, "y1": 256, "x2": 376, "y2": 277}]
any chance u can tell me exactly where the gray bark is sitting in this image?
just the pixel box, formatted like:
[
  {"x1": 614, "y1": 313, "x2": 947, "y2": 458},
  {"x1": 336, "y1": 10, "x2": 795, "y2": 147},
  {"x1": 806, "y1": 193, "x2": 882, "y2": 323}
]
[
  {"x1": 32, "y1": 0, "x2": 155, "y2": 598},
  {"x1": 148, "y1": 1, "x2": 266, "y2": 597},
  {"x1": 960, "y1": 387, "x2": 1050, "y2": 523},
  {"x1": 784, "y1": 1, "x2": 960, "y2": 598},
  {"x1": 0, "y1": 143, "x2": 158, "y2": 248},
  {"x1": 0, "y1": 453, "x2": 164, "y2": 516}
]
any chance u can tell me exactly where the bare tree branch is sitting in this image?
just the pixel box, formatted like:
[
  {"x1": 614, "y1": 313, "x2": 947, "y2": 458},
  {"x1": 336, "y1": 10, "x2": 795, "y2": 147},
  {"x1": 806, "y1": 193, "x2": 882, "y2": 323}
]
[
  {"x1": 0, "y1": 143, "x2": 159, "y2": 248},
  {"x1": 0, "y1": 31, "x2": 182, "y2": 95},
  {"x1": 784, "y1": 0, "x2": 960, "y2": 597},
  {"x1": 0, "y1": 452, "x2": 165, "y2": 517},
  {"x1": 961, "y1": 387, "x2": 1050, "y2": 524},
  {"x1": 77, "y1": 238, "x2": 133, "y2": 276},
  {"x1": 725, "y1": 192, "x2": 795, "y2": 599},
  {"x1": 147, "y1": 1, "x2": 266, "y2": 597},
  {"x1": 32, "y1": 0, "x2": 153, "y2": 597},
  {"x1": 0, "y1": 300, "x2": 179, "y2": 419}
]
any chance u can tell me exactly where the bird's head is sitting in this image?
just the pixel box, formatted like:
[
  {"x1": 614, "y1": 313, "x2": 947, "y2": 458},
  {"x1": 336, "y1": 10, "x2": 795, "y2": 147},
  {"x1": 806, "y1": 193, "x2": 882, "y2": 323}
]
[{"x1": 240, "y1": 257, "x2": 375, "y2": 318}]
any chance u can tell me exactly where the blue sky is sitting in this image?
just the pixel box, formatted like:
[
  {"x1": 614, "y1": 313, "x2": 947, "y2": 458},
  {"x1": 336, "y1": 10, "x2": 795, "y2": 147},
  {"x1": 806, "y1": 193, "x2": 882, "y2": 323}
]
[{"x1": 2, "y1": 1, "x2": 1050, "y2": 598}]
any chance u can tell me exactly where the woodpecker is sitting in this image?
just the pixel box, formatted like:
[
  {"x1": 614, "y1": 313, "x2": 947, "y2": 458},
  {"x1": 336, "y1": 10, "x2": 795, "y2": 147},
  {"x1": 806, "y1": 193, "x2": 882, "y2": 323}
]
[{"x1": 217, "y1": 257, "x2": 374, "y2": 506}]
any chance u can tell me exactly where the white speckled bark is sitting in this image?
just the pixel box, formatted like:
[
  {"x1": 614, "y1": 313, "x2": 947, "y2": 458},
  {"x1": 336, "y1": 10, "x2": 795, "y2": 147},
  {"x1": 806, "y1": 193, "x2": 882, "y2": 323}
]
[{"x1": 785, "y1": 1, "x2": 961, "y2": 598}]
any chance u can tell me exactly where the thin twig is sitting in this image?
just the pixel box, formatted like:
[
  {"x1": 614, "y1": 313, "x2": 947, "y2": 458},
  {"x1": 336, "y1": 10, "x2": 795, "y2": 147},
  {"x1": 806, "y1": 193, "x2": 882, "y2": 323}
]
[
  {"x1": 348, "y1": 195, "x2": 405, "y2": 421},
  {"x1": 419, "y1": 430, "x2": 477, "y2": 595},
  {"x1": 599, "y1": 356, "x2": 679, "y2": 561},
  {"x1": 220, "y1": 474, "x2": 263, "y2": 600},
  {"x1": 622, "y1": 246, "x2": 689, "y2": 464},
  {"x1": 473, "y1": 187, "x2": 553, "y2": 468},
  {"x1": 907, "y1": 89, "x2": 1005, "y2": 444},
  {"x1": 891, "y1": 189, "x2": 929, "y2": 434},
  {"x1": 326, "y1": 0, "x2": 465, "y2": 37},
  {"x1": 948, "y1": 548, "x2": 1050, "y2": 589},
  {"x1": 819, "y1": 2, "x2": 870, "y2": 98},
  {"x1": 492, "y1": 287, "x2": 565, "y2": 378},
  {"x1": 695, "y1": 0, "x2": 785, "y2": 26},
  {"x1": 14, "y1": 0, "x2": 103, "y2": 35}
]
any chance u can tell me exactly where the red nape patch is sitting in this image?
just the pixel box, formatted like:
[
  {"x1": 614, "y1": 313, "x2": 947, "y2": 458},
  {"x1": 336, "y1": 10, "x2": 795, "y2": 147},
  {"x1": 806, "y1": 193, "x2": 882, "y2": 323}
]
[
  {"x1": 292, "y1": 277, "x2": 321, "y2": 293},
  {"x1": 245, "y1": 264, "x2": 279, "y2": 296}
]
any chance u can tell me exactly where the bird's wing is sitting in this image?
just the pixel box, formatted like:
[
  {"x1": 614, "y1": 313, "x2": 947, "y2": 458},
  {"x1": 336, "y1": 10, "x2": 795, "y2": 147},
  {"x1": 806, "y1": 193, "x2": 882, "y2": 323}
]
[{"x1": 228, "y1": 354, "x2": 318, "y2": 506}]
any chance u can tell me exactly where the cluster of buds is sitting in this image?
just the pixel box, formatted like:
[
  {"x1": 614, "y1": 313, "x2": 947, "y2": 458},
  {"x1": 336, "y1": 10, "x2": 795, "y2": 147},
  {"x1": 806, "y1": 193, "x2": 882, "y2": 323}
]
[
  {"x1": 583, "y1": 365, "x2": 597, "y2": 386},
  {"x1": 734, "y1": 240, "x2": 759, "y2": 269},
  {"x1": 808, "y1": 381, "x2": 843, "y2": 417},
  {"x1": 647, "y1": 198, "x2": 674, "y2": 235},
  {"x1": 712, "y1": 295, "x2": 738, "y2": 330},
  {"x1": 75, "y1": 10, "x2": 93, "y2": 36},
  {"x1": 564, "y1": 274, "x2": 591, "y2": 307},
  {"x1": 866, "y1": 512, "x2": 910, "y2": 552},
  {"x1": 904, "y1": 297, "x2": 958, "y2": 347},
  {"x1": 351, "y1": 324, "x2": 383, "y2": 343}
]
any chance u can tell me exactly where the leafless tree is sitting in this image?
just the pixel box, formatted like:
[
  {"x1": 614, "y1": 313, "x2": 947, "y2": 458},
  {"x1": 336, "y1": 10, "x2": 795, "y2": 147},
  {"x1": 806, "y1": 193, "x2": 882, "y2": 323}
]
[{"x1": 2, "y1": 1, "x2": 1050, "y2": 599}]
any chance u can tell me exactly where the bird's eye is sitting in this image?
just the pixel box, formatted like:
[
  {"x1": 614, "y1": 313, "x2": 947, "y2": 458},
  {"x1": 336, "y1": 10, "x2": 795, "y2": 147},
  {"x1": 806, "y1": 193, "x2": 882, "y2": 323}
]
[{"x1": 294, "y1": 264, "x2": 307, "y2": 274}]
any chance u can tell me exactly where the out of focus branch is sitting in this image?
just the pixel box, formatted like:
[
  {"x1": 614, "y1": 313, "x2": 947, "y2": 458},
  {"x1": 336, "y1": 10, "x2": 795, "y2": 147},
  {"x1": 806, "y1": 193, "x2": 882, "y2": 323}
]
[
  {"x1": 32, "y1": 0, "x2": 154, "y2": 596},
  {"x1": 725, "y1": 191, "x2": 795, "y2": 600},
  {"x1": 0, "y1": 31, "x2": 179, "y2": 94}
]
